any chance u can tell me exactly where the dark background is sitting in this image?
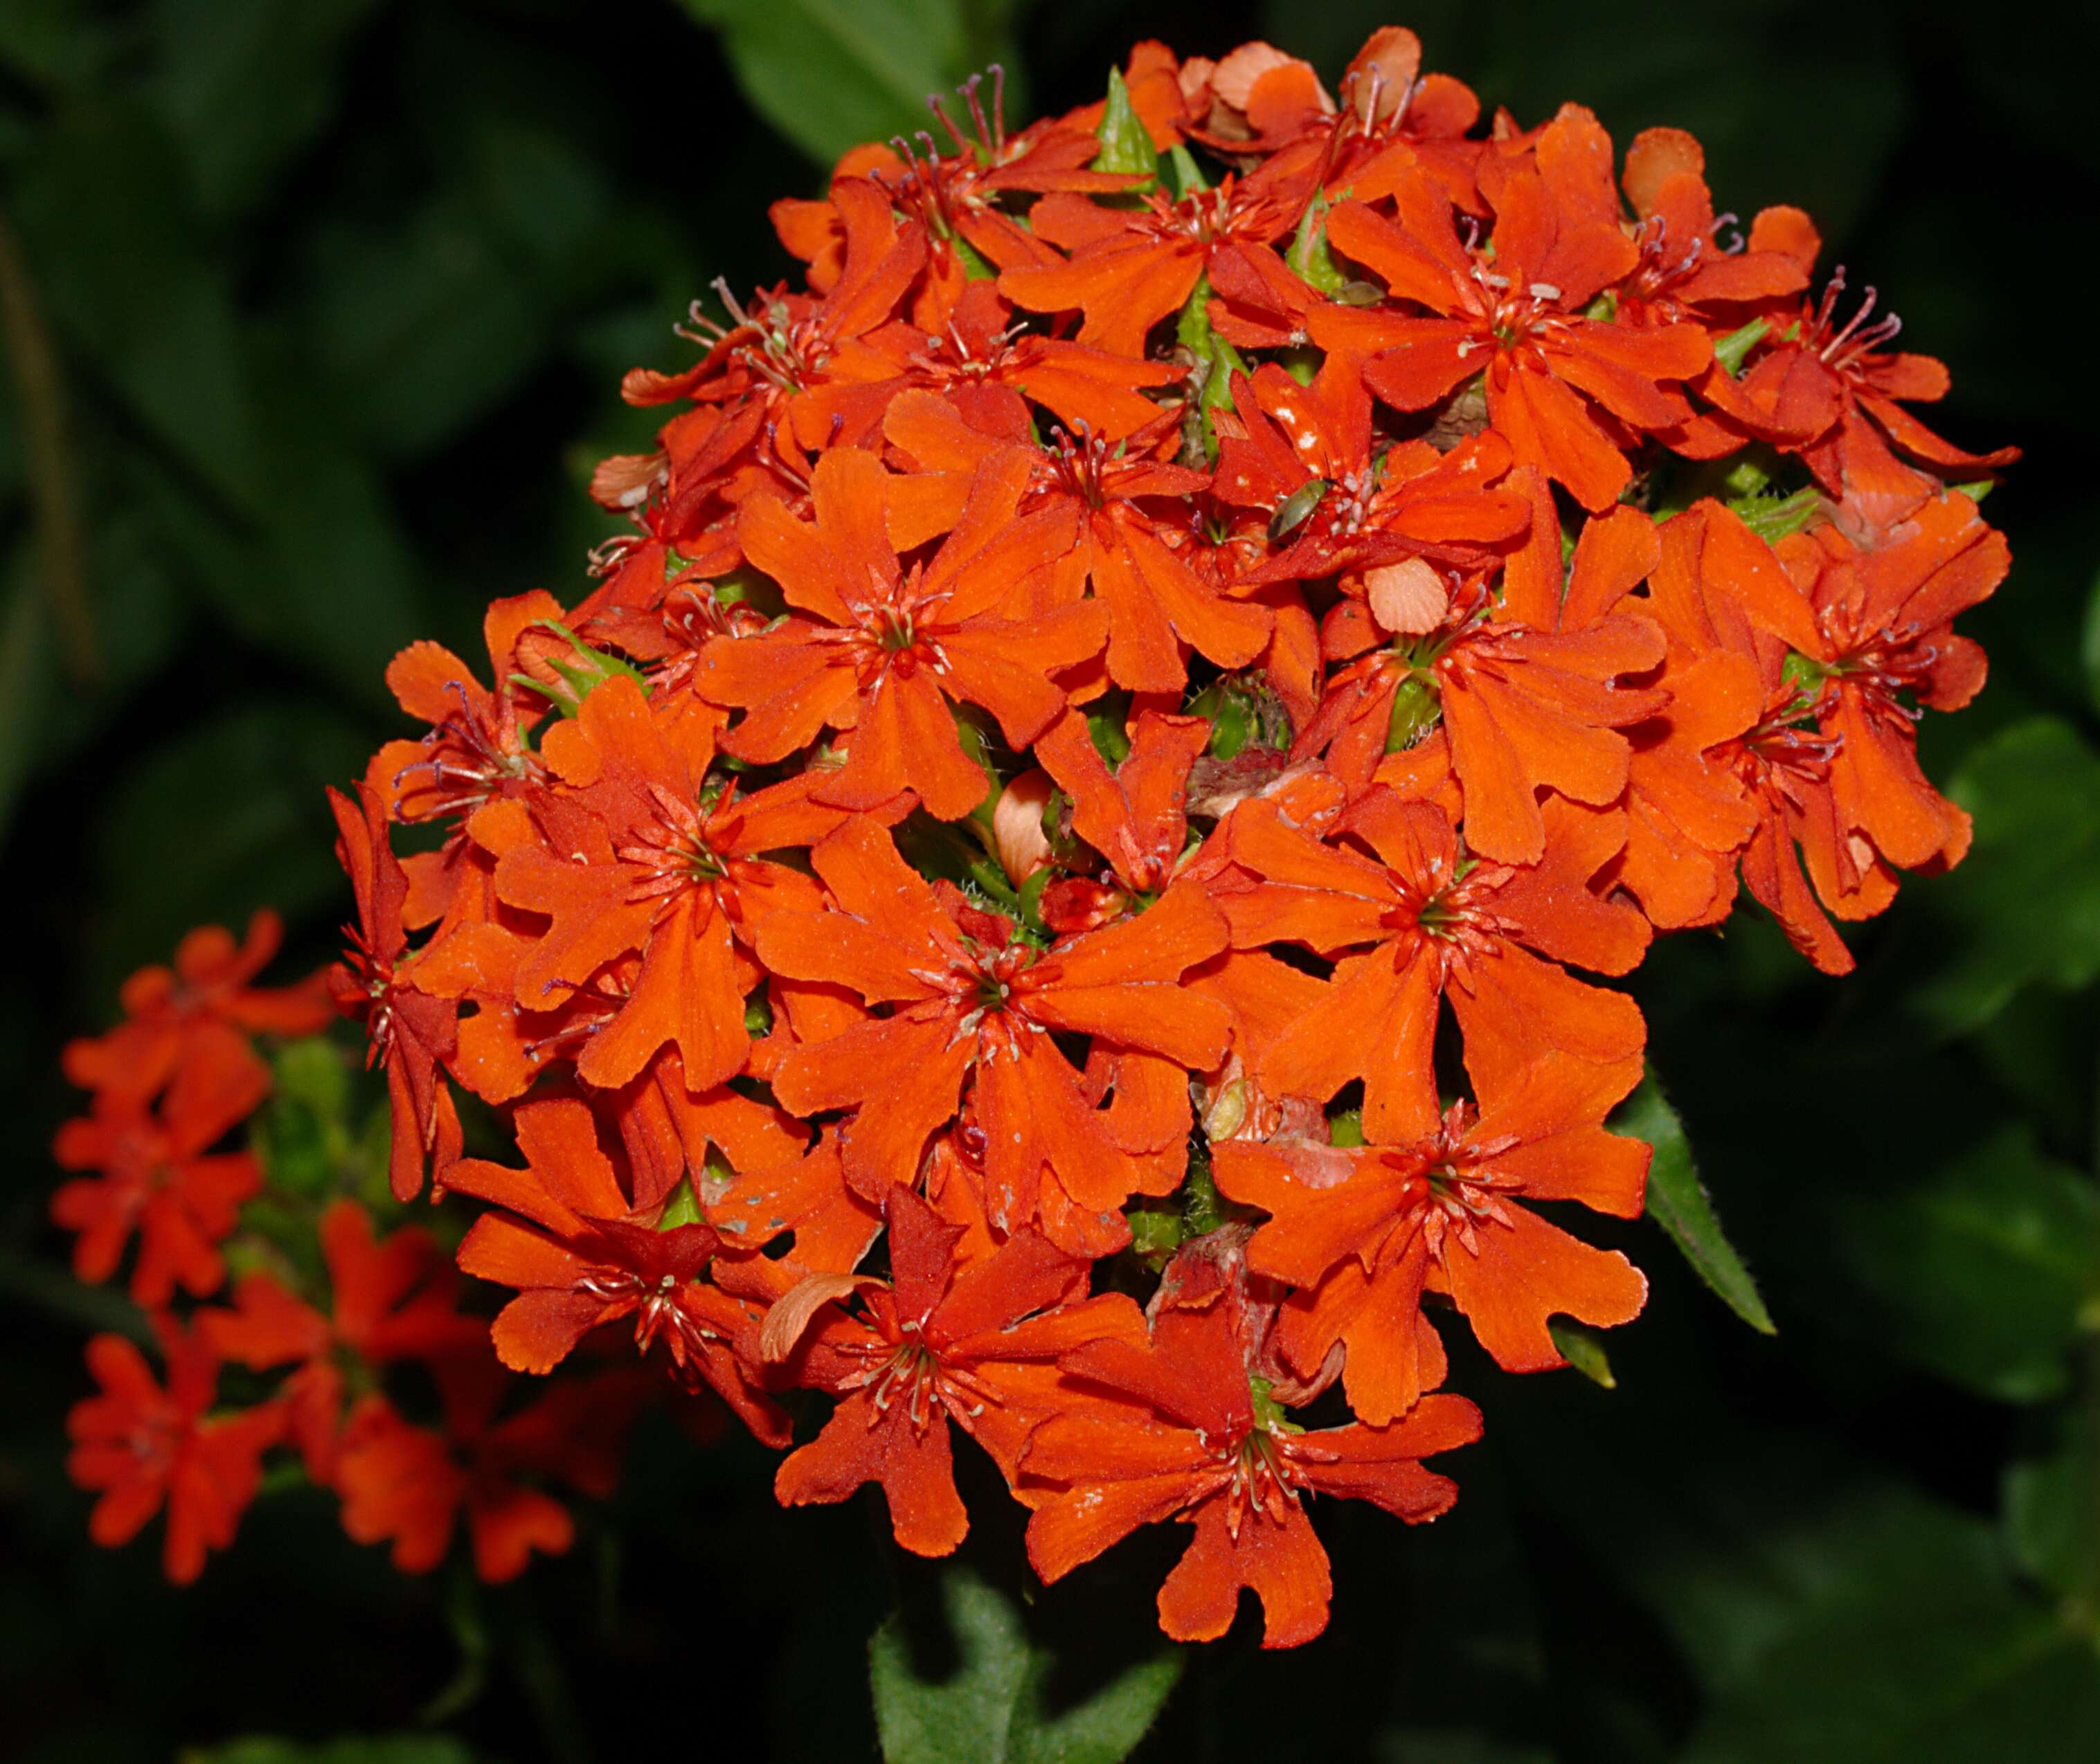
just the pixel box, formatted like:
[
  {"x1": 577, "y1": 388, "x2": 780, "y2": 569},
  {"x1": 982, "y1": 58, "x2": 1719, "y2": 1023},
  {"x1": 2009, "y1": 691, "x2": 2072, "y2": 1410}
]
[{"x1": 3, "y1": 3, "x2": 2099, "y2": 1760}]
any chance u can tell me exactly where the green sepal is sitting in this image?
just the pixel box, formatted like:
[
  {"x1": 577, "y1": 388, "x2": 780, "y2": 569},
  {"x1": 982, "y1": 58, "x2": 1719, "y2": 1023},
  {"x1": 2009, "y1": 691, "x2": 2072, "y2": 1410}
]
[
  {"x1": 1091, "y1": 68, "x2": 1156, "y2": 182},
  {"x1": 1186, "y1": 675, "x2": 1290, "y2": 758},
  {"x1": 1181, "y1": 1156, "x2": 1228, "y2": 1236},
  {"x1": 1781, "y1": 649, "x2": 1832, "y2": 702},
  {"x1": 1084, "y1": 696, "x2": 1133, "y2": 767},
  {"x1": 1284, "y1": 191, "x2": 1348, "y2": 295},
  {"x1": 1384, "y1": 670, "x2": 1442, "y2": 753},
  {"x1": 703, "y1": 567, "x2": 782, "y2": 616},
  {"x1": 1720, "y1": 453, "x2": 1775, "y2": 498},
  {"x1": 1176, "y1": 270, "x2": 1215, "y2": 356},
  {"x1": 1734, "y1": 485, "x2": 1823, "y2": 543},
  {"x1": 1196, "y1": 332, "x2": 1248, "y2": 461},
  {"x1": 951, "y1": 232, "x2": 996, "y2": 281},
  {"x1": 953, "y1": 714, "x2": 1005, "y2": 831},
  {"x1": 1174, "y1": 269, "x2": 1254, "y2": 459},
  {"x1": 1208, "y1": 691, "x2": 1253, "y2": 760},
  {"x1": 515, "y1": 619, "x2": 649, "y2": 717},
  {"x1": 1127, "y1": 1200, "x2": 1186, "y2": 1270},
  {"x1": 1713, "y1": 316, "x2": 1770, "y2": 377},
  {"x1": 1277, "y1": 345, "x2": 1320, "y2": 386},
  {"x1": 656, "y1": 1176, "x2": 703, "y2": 1231},
  {"x1": 1016, "y1": 864, "x2": 1052, "y2": 939},
  {"x1": 1248, "y1": 1374, "x2": 1304, "y2": 1434},
  {"x1": 1548, "y1": 1319, "x2": 1618, "y2": 1388},
  {"x1": 1160, "y1": 142, "x2": 1208, "y2": 198}
]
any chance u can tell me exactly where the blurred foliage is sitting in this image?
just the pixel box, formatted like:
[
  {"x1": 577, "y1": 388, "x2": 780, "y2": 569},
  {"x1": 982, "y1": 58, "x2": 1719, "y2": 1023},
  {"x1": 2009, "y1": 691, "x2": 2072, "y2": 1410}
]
[
  {"x1": 3, "y1": 2, "x2": 2099, "y2": 1761},
  {"x1": 185, "y1": 1741, "x2": 476, "y2": 1764}
]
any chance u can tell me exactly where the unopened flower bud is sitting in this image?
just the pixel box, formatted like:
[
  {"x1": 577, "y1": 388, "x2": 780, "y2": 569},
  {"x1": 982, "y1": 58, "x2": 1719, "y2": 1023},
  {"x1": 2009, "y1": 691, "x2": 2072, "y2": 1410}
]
[
  {"x1": 991, "y1": 768, "x2": 1056, "y2": 886},
  {"x1": 1366, "y1": 558, "x2": 1449, "y2": 636}
]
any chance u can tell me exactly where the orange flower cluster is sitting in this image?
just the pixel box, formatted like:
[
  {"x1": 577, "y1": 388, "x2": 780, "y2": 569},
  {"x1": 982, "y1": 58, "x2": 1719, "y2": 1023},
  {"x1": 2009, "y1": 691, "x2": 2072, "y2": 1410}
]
[
  {"x1": 55, "y1": 917, "x2": 647, "y2": 1585},
  {"x1": 325, "y1": 31, "x2": 2012, "y2": 1646}
]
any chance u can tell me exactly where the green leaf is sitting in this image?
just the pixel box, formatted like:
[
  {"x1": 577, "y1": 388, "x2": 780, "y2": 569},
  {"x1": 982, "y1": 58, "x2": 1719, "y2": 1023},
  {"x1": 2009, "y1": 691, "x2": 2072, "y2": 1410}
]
[
  {"x1": 1619, "y1": 1075, "x2": 1775, "y2": 1334},
  {"x1": 675, "y1": 0, "x2": 1021, "y2": 169},
  {"x1": 870, "y1": 1565, "x2": 1183, "y2": 1764},
  {"x1": 2005, "y1": 1396, "x2": 2100, "y2": 1611},
  {"x1": 1818, "y1": 1124, "x2": 2098, "y2": 1403},
  {"x1": 134, "y1": 406, "x2": 425, "y2": 708},
  {"x1": 1908, "y1": 716, "x2": 2100, "y2": 1036}
]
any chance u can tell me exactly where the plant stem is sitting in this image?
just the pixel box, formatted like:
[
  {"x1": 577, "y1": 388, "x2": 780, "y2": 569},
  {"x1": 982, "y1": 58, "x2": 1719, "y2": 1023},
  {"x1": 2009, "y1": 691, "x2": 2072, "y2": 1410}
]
[{"x1": 0, "y1": 207, "x2": 98, "y2": 685}]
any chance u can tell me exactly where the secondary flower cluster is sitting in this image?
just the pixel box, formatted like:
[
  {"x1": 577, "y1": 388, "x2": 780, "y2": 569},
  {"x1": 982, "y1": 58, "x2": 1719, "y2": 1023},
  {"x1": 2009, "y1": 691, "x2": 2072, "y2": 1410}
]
[
  {"x1": 325, "y1": 29, "x2": 2011, "y2": 1646},
  {"x1": 55, "y1": 916, "x2": 647, "y2": 1585}
]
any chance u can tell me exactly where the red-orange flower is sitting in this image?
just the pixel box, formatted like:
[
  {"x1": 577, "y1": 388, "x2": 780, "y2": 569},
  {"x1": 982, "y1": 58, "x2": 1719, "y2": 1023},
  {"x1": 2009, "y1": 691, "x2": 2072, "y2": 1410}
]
[
  {"x1": 490, "y1": 674, "x2": 873, "y2": 1093},
  {"x1": 698, "y1": 448, "x2": 1106, "y2": 818},
  {"x1": 201, "y1": 1198, "x2": 481, "y2": 1479},
  {"x1": 1023, "y1": 1297, "x2": 1480, "y2": 1646},
  {"x1": 60, "y1": 910, "x2": 330, "y2": 1105},
  {"x1": 1704, "y1": 258, "x2": 2018, "y2": 526},
  {"x1": 1212, "y1": 367, "x2": 1529, "y2": 585},
  {"x1": 327, "y1": 782, "x2": 465, "y2": 1200},
  {"x1": 1212, "y1": 1052, "x2": 1649, "y2": 1422},
  {"x1": 443, "y1": 1098, "x2": 787, "y2": 1442},
  {"x1": 1319, "y1": 114, "x2": 1711, "y2": 510},
  {"x1": 363, "y1": 589, "x2": 562, "y2": 930},
  {"x1": 274, "y1": 19, "x2": 2020, "y2": 1642},
  {"x1": 52, "y1": 1052, "x2": 266, "y2": 1304},
  {"x1": 752, "y1": 817, "x2": 1231, "y2": 1252},
  {"x1": 333, "y1": 1352, "x2": 641, "y2": 1583},
  {"x1": 1643, "y1": 492, "x2": 2004, "y2": 969},
  {"x1": 1029, "y1": 421, "x2": 1273, "y2": 694},
  {"x1": 1034, "y1": 706, "x2": 1211, "y2": 899},
  {"x1": 1000, "y1": 174, "x2": 1307, "y2": 358},
  {"x1": 1213, "y1": 786, "x2": 1646, "y2": 1140},
  {"x1": 766, "y1": 1189, "x2": 1142, "y2": 1554},
  {"x1": 66, "y1": 1316, "x2": 282, "y2": 1584},
  {"x1": 1300, "y1": 501, "x2": 1669, "y2": 860},
  {"x1": 1617, "y1": 128, "x2": 1813, "y2": 327},
  {"x1": 854, "y1": 280, "x2": 1185, "y2": 445}
]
